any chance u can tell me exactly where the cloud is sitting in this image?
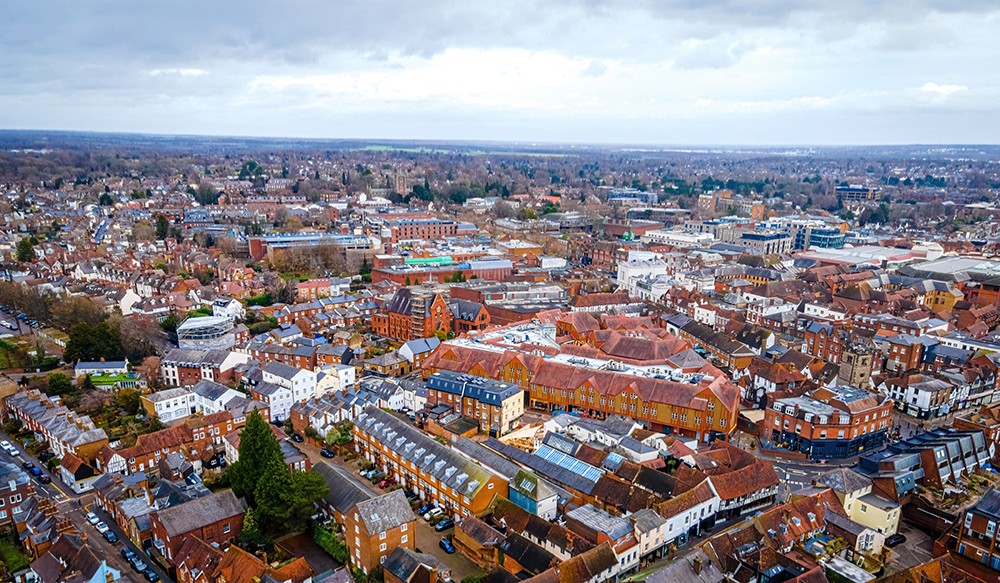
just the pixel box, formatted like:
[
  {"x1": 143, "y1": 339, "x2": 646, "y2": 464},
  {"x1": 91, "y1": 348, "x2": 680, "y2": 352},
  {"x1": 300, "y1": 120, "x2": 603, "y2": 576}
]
[
  {"x1": 148, "y1": 68, "x2": 207, "y2": 77},
  {"x1": 0, "y1": 1, "x2": 998, "y2": 143},
  {"x1": 920, "y1": 82, "x2": 968, "y2": 96}
]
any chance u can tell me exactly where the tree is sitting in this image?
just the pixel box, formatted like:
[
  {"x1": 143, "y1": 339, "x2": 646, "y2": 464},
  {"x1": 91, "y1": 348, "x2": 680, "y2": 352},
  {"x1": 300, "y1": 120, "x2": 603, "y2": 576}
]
[
  {"x1": 46, "y1": 372, "x2": 72, "y2": 395},
  {"x1": 136, "y1": 356, "x2": 163, "y2": 391},
  {"x1": 492, "y1": 201, "x2": 515, "y2": 219},
  {"x1": 226, "y1": 411, "x2": 280, "y2": 507},
  {"x1": 239, "y1": 507, "x2": 269, "y2": 548},
  {"x1": 116, "y1": 388, "x2": 142, "y2": 415},
  {"x1": 226, "y1": 411, "x2": 328, "y2": 534},
  {"x1": 16, "y1": 238, "x2": 34, "y2": 262},
  {"x1": 99, "y1": 192, "x2": 114, "y2": 206},
  {"x1": 324, "y1": 427, "x2": 342, "y2": 446},
  {"x1": 51, "y1": 296, "x2": 107, "y2": 330},
  {"x1": 146, "y1": 415, "x2": 164, "y2": 432},
  {"x1": 81, "y1": 374, "x2": 96, "y2": 392},
  {"x1": 155, "y1": 215, "x2": 170, "y2": 240},
  {"x1": 119, "y1": 316, "x2": 166, "y2": 361},
  {"x1": 517, "y1": 208, "x2": 538, "y2": 221},
  {"x1": 64, "y1": 321, "x2": 125, "y2": 362}
]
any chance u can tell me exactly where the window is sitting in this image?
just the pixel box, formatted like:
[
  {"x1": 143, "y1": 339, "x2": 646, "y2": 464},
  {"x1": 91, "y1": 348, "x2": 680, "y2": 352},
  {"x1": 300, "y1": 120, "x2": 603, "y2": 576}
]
[
  {"x1": 401, "y1": 523, "x2": 407, "y2": 532},
  {"x1": 356, "y1": 537, "x2": 361, "y2": 546},
  {"x1": 401, "y1": 534, "x2": 408, "y2": 544},
  {"x1": 355, "y1": 525, "x2": 360, "y2": 534},
  {"x1": 380, "y1": 531, "x2": 387, "y2": 540},
  {"x1": 380, "y1": 543, "x2": 387, "y2": 552},
  {"x1": 222, "y1": 523, "x2": 231, "y2": 534}
]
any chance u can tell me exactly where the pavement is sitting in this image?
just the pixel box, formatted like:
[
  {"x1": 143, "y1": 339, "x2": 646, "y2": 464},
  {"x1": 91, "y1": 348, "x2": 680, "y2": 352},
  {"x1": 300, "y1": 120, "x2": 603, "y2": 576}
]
[
  {"x1": 882, "y1": 521, "x2": 936, "y2": 576},
  {"x1": 296, "y1": 440, "x2": 483, "y2": 580}
]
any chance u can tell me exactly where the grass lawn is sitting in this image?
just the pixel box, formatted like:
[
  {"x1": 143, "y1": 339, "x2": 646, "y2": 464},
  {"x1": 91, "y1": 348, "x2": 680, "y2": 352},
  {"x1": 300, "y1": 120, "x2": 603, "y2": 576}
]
[{"x1": 0, "y1": 535, "x2": 31, "y2": 574}]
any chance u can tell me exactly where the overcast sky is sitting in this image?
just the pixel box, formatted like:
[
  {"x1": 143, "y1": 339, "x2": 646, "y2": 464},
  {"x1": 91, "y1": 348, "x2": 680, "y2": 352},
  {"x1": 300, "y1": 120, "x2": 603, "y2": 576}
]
[{"x1": 2, "y1": 1, "x2": 998, "y2": 145}]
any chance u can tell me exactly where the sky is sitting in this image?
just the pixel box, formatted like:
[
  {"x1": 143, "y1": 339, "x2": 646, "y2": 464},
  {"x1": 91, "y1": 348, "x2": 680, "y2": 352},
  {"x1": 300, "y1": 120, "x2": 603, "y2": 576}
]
[{"x1": 2, "y1": 1, "x2": 999, "y2": 145}]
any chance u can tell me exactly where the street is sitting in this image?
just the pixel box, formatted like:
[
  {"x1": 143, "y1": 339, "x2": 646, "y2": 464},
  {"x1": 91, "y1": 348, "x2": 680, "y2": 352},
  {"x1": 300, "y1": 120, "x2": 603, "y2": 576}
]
[{"x1": 0, "y1": 434, "x2": 169, "y2": 583}]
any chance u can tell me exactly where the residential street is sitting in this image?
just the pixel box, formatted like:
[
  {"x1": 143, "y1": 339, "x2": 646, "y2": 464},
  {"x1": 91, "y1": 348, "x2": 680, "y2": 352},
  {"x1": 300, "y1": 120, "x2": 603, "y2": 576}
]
[{"x1": 0, "y1": 434, "x2": 169, "y2": 582}]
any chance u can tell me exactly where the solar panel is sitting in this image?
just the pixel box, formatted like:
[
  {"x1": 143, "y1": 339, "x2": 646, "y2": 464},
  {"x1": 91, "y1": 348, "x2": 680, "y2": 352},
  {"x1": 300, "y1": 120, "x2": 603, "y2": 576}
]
[{"x1": 534, "y1": 445, "x2": 604, "y2": 482}]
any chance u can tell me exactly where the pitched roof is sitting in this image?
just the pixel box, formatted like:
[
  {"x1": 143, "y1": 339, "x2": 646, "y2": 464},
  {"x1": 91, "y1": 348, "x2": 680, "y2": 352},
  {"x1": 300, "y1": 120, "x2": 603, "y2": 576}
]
[
  {"x1": 153, "y1": 489, "x2": 244, "y2": 537},
  {"x1": 312, "y1": 462, "x2": 372, "y2": 514},
  {"x1": 353, "y1": 489, "x2": 415, "y2": 535}
]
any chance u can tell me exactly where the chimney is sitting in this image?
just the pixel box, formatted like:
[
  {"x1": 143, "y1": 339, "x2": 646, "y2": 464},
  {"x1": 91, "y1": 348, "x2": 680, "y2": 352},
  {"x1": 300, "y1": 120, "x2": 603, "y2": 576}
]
[
  {"x1": 56, "y1": 516, "x2": 74, "y2": 534},
  {"x1": 692, "y1": 555, "x2": 703, "y2": 576}
]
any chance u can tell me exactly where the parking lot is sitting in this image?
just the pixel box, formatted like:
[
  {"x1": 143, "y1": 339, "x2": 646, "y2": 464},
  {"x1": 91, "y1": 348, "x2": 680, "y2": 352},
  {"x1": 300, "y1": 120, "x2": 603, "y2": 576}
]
[{"x1": 883, "y1": 521, "x2": 936, "y2": 575}]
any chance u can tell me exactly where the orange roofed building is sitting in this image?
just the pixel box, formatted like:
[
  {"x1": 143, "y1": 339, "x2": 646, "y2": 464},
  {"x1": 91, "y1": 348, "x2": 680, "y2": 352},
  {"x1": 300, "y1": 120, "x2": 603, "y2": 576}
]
[{"x1": 423, "y1": 315, "x2": 740, "y2": 442}]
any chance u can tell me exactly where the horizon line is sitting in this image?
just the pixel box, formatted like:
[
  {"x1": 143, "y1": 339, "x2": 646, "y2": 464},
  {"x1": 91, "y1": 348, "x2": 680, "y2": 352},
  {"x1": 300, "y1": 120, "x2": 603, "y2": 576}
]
[{"x1": 0, "y1": 128, "x2": 997, "y2": 150}]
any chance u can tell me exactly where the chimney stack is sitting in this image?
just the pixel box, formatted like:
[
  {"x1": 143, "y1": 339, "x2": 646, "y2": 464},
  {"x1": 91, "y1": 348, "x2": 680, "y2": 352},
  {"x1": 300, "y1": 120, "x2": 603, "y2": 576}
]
[
  {"x1": 692, "y1": 555, "x2": 703, "y2": 576},
  {"x1": 56, "y1": 516, "x2": 74, "y2": 534}
]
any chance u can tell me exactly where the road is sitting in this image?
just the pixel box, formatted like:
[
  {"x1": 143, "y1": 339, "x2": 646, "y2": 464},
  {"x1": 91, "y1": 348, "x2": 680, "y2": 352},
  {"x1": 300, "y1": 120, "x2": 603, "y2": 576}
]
[{"x1": 0, "y1": 434, "x2": 169, "y2": 582}]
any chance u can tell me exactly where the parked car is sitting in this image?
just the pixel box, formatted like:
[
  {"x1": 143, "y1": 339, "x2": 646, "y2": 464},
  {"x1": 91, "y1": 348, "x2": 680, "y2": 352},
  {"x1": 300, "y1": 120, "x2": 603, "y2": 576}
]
[
  {"x1": 320, "y1": 449, "x2": 335, "y2": 458},
  {"x1": 29, "y1": 467, "x2": 42, "y2": 477},
  {"x1": 103, "y1": 530, "x2": 119, "y2": 543},
  {"x1": 86, "y1": 512, "x2": 100, "y2": 525},
  {"x1": 38, "y1": 475, "x2": 50, "y2": 484},
  {"x1": 439, "y1": 538, "x2": 456, "y2": 554},
  {"x1": 22, "y1": 461, "x2": 34, "y2": 470},
  {"x1": 122, "y1": 548, "x2": 136, "y2": 561},
  {"x1": 885, "y1": 534, "x2": 906, "y2": 548},
  {"x1": 424, "y1": 508, "x2": 444, "y2": 522},
  {"x1": 1, "y1": 441, "x2": 19, "y2": 456},
  {"x1": 368, "y1": 471, "x2": 384, "y2": 483},
  {"x1": 144, "y1": 570, "x2": 161, "y2": 582},
  {"x1": 378, "y1": 478, "x2": 395, "y2": 489},
  {"x1": 96, "y1": 522, "x2": 110, "y2": 533},
  {"x1": 434, "y1": 518, "x2": 455, "y2": 532},
  {"x1": 130, "y1": 558, "x2": 148, "y2": 572},
  {"x1": 38, "y1": 451, "x2": 55, "y2": 461},
  {"x1": 404, "y1": 491, "x2": 419, "y2": 503},
  {"x1": 291, "y1": 434, "x2": 304, "y2": 443},
  {"x1": 417, "y1": 504, "x2": 435, "y2": 516}
]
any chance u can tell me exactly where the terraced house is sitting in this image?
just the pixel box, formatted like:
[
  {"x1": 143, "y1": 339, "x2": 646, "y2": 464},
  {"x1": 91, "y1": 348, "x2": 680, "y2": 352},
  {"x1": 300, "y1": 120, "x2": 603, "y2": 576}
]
[
  {"x1": 353, "y1": 406, "x2": 509, "y2": 519},
  {"x1": 5, "y1": 390, "x2": 109, "y2": 464}
]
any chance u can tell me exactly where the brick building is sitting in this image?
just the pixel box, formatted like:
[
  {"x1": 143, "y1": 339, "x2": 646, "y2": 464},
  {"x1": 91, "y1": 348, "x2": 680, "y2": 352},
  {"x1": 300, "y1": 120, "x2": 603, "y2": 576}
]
[
  {"x1": 150, "y1": 489, "x2": 245, "y2": 564},
  {"x1": 372, "y1": 288, "x2": 451, "y2": 342},
  {"x1": 345, "y1": 490, "x2": 417, "y2": 575},
  {"x1": 425, "y1": 371, "x2": 524, "y2": 436},
  {"x1": 353, "y1": 406, "x2": 509, "y2": 520},
  {"x1": 762, "y1": 386, "x2": 893, "y2": 459}
]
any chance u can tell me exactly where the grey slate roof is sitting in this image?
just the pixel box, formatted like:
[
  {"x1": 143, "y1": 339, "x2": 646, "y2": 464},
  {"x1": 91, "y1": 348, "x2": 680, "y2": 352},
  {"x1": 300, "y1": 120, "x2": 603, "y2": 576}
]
[
  {"x1": 153, "y1": 489, "x2": 244, "y2": 537},
  {"x1": 355, "y1": 406, "x2": 499, "y2": 499},
  {"x1": 354, "y1": 489, "x2": 415, "y2": 535},
  {"x1": 312, "y1": 462, "x2": 372, "y2": 514},
  {"x1": 815, "y1": 468, "x2": 872, "y2": 494},
  {"x1": 630, "y1": 508, "x2": 667, "y2": 536},
  {"x1": 426, "y1": 370, "x2": 521, "y2": 407},
  {"x1": 382, "y1": 547, "x2": 446, "y2": 583},
  {"x1": 263, "y1": 360, "x2": 301, "y2": 380}
]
